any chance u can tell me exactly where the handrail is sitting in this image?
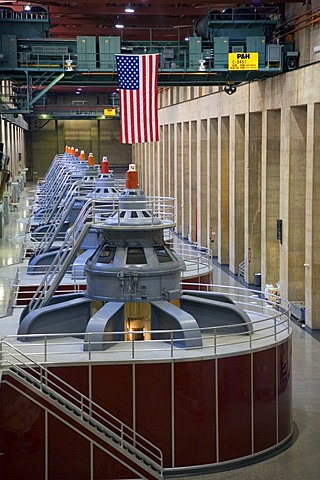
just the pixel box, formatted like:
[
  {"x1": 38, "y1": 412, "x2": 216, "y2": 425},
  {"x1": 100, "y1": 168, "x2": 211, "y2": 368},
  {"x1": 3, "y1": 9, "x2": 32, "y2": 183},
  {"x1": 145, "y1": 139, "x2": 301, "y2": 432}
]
[
  {"x1": 27, "y1": 196, "x2": 99, "y2": 310},
  {"x1": 3, "y1": 284, "x2": 291, "y2": 362},
  {"x1": 33, "y1": 180, "x2": 97, "y2": 255},
  {"x1": 1, "y1": 341, "x2": 163, "y2": 476},
  {"x1": 273, "y1": 4, "x2": 320, "y2": 40},
  {"x1": 12, "y1": 246, "x2": 211, "y2": 307},
  {"x1": 28, "y1": 222, "x2": 91, "y2": 311},
  {"x1": 238, "y1": 260, "x2": 246, "y2": 280}
]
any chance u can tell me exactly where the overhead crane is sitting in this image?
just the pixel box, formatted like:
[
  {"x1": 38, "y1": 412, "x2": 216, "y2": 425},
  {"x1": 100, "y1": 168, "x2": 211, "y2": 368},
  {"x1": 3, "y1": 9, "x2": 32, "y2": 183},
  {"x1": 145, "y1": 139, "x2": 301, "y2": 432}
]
[{"x1": 0, "y1": 6, "x2": 299, "y2": 118}]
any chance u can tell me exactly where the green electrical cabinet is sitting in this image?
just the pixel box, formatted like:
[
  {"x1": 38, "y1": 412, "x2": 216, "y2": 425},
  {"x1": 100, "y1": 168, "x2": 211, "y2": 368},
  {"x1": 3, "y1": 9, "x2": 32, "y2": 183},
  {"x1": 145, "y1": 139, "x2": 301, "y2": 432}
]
[
  {"x1": 76, "y1": 36, "x2": 96, "y2": 70},
  {"x1": 246, "y1": 36, "x2": 266, "y2": 68},
  {"x1": 99, "y1": 36, "x2": 121, "y2": 70},
  {"x1": 1, "y1": 35, "x2": 17, "y2": 68},
  {"x1": 189, "y1": 37, "x2": 202, "y2": 70},
  {"x1": 214, "y1": 37, "x2": 229, "y2": 69}
]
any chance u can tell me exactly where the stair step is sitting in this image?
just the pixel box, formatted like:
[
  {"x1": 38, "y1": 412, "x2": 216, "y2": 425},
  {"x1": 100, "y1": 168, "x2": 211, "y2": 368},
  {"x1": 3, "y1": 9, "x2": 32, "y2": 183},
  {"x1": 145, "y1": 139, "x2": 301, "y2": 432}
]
[{"x1": 9, "y1": 364, "x2": 162, "y2": 476}]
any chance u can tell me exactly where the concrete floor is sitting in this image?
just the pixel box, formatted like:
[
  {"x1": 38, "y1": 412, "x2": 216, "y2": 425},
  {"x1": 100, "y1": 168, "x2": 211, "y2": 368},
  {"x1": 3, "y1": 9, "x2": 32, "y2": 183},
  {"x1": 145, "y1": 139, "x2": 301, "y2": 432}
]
[{"x1": 1, "y1": 186, "x2": 320, "y2": 480}]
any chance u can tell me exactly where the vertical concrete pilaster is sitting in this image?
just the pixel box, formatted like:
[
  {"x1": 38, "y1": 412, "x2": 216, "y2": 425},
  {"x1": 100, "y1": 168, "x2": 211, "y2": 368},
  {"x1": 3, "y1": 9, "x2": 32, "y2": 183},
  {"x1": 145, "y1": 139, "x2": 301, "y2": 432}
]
[
  {"x1": 169, "y1": 124, "x2": 175, "y2": 198},
  {"x1": 304, "y1": 104, "x2": 320, "y2": 328},
  {"x1": 159, "y1": 125, "x2": 164, "y2": 197},
  {"x1": 190, "y1": 121, "x2": 197, "y2": 243},
  {"x1": 245, "y1": 112, "x2": 262, "y2": 284},
  {"x1": 90, "y1": 121, "x2": 99, "y2": 159},
  {"x1": 156, "y1": 127, "x2": 162, "y2": 197},
  {"x1": 148, "y1": 142, "x2": 152, "y2": 196},
  {"x1": 135, "y1": 143, "x2": 141, "y2": 187},
  {"x1": 281, "y1": 106, "x2": 307, "y2": 301},
  {"x1": 229, "y1": 114, "x2": 245, "y2": 274},
  {"x1": 209, "y1": 118, "x2": 218, "y2": 257},
  {"x1": 200, "y1": 119, "x2": 208, "y2": 248},
  {"x1": 261, "y1": 110, "x2": 280, "y2": 288},
  {"x1": 176, "y1": 123, "x2": 182, "y2": 235},
  {"x1": 57, "y1": 120, "x2": 65, "y2": 153},
  {"x1": 152, "y1": 141, "x2": 158, "y2": 197},
  {"x1": 182, "y1": 122, "x2": 189, "y2": 238},
  {"x1": 143, "y1": 143, "x2": 150, "y2": 193},
  {"x1": 218, "y1": 116, "x2": 229, "y2": 265},
  {"x1": 162, "y1": 125, "x2": 169, "y2": 196},
  {"x1": 140, "y1": 143, "x2": 144, "y2": 189}
]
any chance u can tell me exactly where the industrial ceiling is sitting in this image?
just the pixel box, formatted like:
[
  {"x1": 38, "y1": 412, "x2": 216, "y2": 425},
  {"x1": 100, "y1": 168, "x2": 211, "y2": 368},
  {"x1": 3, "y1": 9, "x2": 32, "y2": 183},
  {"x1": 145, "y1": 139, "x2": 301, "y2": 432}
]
[
  {"x1": 0, "y1": 1, "x2": 303, "y2": 41},
  {"x1": 0, "y1": 0, "x2": 313, "y2": 121}
]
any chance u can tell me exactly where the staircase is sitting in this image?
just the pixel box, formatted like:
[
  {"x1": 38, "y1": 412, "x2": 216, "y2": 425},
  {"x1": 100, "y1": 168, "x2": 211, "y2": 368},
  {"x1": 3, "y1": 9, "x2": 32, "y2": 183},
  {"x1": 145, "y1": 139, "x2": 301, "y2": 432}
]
[
  {"x1": 25, "y1": 219, "x2": 91, "y2": 313},
  {"x1": 32, "y1": 181, "x2": 89, "y2": 255},
  {"x1": 1, "y1": 340, "x2": 163, "y2": 479},
  {"x1": 25, "y1": 193, "x2": 123, "y2": 313}
]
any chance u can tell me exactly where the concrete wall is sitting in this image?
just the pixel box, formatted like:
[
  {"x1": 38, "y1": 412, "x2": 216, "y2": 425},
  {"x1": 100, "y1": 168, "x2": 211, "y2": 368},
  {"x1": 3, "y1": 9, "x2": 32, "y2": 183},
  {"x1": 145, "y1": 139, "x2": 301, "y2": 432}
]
[
  {"x1": 135, "y1": 62, "x2": 320, "y2": 330},
  {"x1": 29, "y1": 119, "x2": 131, "y2": 179}
]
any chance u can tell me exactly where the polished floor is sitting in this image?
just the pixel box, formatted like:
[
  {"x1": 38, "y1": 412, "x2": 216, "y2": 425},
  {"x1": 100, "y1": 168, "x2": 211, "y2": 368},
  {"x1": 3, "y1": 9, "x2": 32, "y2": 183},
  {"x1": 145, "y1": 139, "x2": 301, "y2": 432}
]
[{"x1": 0, "y1": 186, "x2": 320, "y2": 479}]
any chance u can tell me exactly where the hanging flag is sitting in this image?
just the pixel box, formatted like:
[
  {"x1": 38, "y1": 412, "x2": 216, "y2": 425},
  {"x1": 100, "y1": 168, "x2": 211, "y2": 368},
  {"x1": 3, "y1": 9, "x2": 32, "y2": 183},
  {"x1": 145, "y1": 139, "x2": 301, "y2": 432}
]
[{"x1": 116, "y1": 53, "x2": 159, "y2": 144}]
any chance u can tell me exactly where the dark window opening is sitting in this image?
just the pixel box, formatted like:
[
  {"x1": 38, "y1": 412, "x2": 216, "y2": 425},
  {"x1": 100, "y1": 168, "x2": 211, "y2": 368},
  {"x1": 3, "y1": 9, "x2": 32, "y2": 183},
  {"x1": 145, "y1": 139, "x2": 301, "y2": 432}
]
[
  {"x1": 98, "y1": 246, "x2": 116, "y2": 263},
  {"x1": 126, "y1": 247, "x2": 147, "y2": 264},
  {"x1": 155, "y1": 246, "x2": 172, "y2": 263}
]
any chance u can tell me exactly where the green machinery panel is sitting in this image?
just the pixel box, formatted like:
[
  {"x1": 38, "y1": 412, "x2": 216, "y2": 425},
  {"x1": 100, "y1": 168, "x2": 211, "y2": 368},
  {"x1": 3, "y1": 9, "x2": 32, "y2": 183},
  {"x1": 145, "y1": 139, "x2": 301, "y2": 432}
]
[
  {"x1": 246, "y1": 36, "x2": 266, "y2": 68},
  {"x1": 0, "y1": 35, "x2": 17, "y2": 68},
  {"x1": 188, "y1": 37, "x2": 202, "y2": 70},
  {"x1": 77, "y1": 36, "x2": 96, "y2": 70},
  {"x1": 214, "y1": 37, "x2": 229, "y2": 69},
  {"x1": 99, "y1": 36, "x2": 120, "y2": 70}
]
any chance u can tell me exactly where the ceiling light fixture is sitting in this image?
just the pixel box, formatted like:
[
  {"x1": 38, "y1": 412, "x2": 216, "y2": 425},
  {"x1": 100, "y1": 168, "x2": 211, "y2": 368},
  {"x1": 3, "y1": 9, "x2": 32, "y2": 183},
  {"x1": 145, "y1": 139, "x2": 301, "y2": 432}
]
[
  {"x1": 115, "y1": 18, "x2": 124, "y2": 28},
  {"x1": 24, "y1": 2, "x2": 31, "y2": 11},
  {"x1": 125, "y1": 4, "x2": 134, "y2": 13}
]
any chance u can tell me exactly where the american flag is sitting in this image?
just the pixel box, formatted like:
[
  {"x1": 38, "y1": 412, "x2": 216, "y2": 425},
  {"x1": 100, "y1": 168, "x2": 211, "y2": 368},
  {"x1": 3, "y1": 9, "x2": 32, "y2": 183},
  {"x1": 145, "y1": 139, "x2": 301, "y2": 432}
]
[{"x1": 116, "y1": 54, "x2": 159, "y2": 144}]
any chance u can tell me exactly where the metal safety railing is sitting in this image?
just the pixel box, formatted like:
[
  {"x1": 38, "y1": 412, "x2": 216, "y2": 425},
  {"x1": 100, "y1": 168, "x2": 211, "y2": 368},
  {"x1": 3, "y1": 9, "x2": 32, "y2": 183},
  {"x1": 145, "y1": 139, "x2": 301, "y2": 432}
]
[
  {"x1": 3, "y1": 284, "x2": 291, "y2": 363},
  {"x1": 0, "y1": 341, "x2": 163, "y2": 479},
  {"x1": 238, "y1": 260, "x2": 246, "y2": 281}
]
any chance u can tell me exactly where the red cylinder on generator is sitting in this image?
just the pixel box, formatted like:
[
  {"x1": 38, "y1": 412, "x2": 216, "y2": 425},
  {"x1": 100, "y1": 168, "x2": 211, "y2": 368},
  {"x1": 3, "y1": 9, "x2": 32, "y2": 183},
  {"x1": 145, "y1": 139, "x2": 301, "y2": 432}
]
[
  {"x1": 101, "y1": 156, "x2": 109, "y2": 174},
  {"x1": 88, "y1": 152, "x2": 94, "y2": 167},
  {"x1": 126, "y1": 164, "x2": 138, "y2": 189}
]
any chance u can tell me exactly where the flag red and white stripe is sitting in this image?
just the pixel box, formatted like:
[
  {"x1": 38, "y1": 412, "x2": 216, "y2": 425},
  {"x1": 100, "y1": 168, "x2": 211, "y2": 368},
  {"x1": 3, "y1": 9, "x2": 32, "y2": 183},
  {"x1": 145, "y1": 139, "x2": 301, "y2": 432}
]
[{"x1": 116, "y1": 53, "x2": 159, "y2": 144}]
